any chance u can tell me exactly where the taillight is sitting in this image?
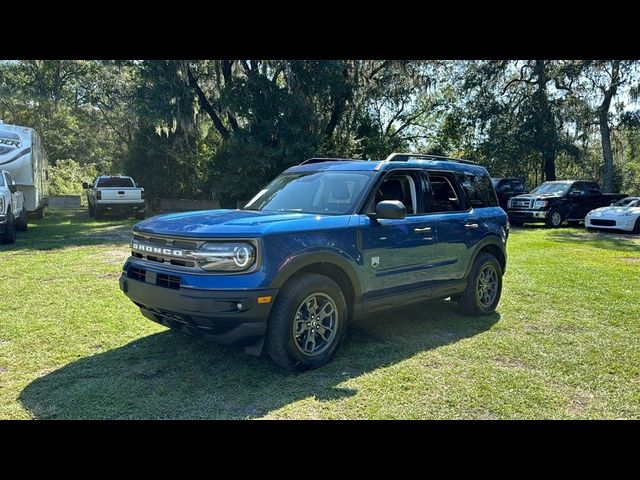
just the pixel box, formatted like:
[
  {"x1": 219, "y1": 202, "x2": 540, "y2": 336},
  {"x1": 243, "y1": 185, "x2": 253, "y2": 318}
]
[
  {"x1": 96, "y1": 191, "x2": 102, "y2": 200},
  {"x1": 140, "y1": 189, "x2": 145, "y2": 199}
]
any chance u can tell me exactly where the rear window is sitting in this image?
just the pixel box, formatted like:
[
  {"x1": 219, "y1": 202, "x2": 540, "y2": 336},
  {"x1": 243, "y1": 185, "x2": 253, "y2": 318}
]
[
  {"x1": 457, "y1": 173, "x2": 498, "y2": 208},
  {"x1": 511, "y1": 180, "x2": 526, "y2": 193},
  {"x1": 97, "y1": 177, "x2": 135, "y2": 188}
]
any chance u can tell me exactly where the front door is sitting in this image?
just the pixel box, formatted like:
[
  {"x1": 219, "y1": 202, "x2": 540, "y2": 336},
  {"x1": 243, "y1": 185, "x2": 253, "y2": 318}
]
[{"x1": 359, "y1": 170, "x2": 439, "y2": 300}]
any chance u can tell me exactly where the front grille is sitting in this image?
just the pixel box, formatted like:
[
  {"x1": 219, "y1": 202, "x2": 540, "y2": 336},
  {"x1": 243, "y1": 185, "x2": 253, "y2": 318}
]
[
  {"x1": 131, "y1": 233, "x2": 204, "y2": 270},
  {"x1": 511, "y1": 198, "x2": 533, "y2": 209},
  {"x1": 590, "y1": 219, "x2": 616, "y2": 226},
  {"x1": 156, "y1": 273, "x2": 181, "y2": 290},
  {"x1": 128, "y1": 266, "x2": 146, "y2": 282}
]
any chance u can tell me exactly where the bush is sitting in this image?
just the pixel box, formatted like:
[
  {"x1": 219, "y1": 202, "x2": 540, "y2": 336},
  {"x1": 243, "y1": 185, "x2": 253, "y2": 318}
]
[{"x1": 49, "y1": 159, "x2": 99, "y2": 201}]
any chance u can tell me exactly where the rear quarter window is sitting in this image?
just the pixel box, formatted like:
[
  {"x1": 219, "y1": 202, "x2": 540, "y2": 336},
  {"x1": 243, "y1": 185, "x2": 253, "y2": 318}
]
[{"x1": 457, "y1": 173, "x2": 498, "y2": 208}]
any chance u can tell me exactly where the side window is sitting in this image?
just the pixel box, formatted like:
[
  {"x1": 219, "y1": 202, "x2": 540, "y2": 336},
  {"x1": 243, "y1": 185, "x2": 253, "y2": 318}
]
[
  {"x1": 428, "y1": 173, "x2": 466, "y2": 213},
  {"x1": 586, "y1": 183, "x2": 600, "y2": 195},
  {"x1": 373, "y1": 171, "x2": 419, "y2": 215},
  {"x1": 457, "y1": 173, "x2": 498, "y2": 209},
  {"x1": 511, "y1": 180, "x2": 526, "y2": 193},
  {"x1": 569, "y1": 182, "x2": 586, "y2": 196}
]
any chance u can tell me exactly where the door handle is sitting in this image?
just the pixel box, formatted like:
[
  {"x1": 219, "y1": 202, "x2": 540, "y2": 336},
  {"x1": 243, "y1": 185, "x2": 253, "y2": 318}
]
[
  {"x1": 465, "y1": 223, "x2": 479, "y2": 229},
  {"x1": 414, "y1": 226, "x2": 432, "y2": 233}
]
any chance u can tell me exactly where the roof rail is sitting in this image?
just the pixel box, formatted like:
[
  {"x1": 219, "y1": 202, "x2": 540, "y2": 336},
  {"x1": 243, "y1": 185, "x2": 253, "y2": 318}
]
[
  {"x1": 384, "y1": 152, "x2": 477, "y2": 165},
  {"x1": 300, "y1": 157, "x2": 366, "y2": 165}
]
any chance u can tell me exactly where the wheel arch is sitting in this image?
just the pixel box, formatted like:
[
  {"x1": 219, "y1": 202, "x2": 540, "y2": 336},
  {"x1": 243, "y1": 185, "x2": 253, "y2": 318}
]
[
  {"x1": 271, "y1": 252, "x2": 361, "y2": 319},
  {"x1": 465, "y1": 236, "x2": 506, "y2": 277}
]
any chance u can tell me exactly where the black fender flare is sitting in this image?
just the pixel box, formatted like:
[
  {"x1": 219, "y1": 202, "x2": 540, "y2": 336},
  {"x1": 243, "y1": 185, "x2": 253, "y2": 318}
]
[
  {"x1": 270, "y1": 249, "x2": 362, "y2": 301},
  {"x1": 463, "y1": 235, "x2": 507, "y2": 278}
]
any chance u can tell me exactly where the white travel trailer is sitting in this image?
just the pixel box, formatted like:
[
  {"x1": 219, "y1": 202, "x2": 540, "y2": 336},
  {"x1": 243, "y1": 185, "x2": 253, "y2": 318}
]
[{"x1": 0, "y1": 122, "x2": 49, "y2": 217}]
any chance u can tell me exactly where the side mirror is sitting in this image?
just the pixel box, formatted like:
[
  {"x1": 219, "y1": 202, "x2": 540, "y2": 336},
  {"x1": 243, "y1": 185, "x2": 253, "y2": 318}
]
[
  {"x1": 372, "y1": 200, "x2": 406, "y2": 220},
  {"x1": 82, "y1": 182, "x2": 90, "y2": 190},
  {"x1": 9, "y1": 184, "x2": 17, "y2": 194}
]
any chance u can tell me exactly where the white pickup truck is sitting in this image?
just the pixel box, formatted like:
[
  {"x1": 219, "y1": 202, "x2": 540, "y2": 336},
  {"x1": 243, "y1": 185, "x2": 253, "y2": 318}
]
[
  {"x1": 83, "y1": 175, "x2": 146, "y2": 220},
  {"x1": 0, "y1": 169, "x2": 28, "y2": 244}
]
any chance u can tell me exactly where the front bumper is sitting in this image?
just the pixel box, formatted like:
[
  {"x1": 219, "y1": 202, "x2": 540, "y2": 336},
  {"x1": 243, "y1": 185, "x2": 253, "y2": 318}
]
[
  {"x1": 119, "y1": 265, "x2": 278, "y2": 348},
  {"x1": 507, "y1": 209, "x2": 547, "y2": 223},
  {"x1": 97, "y1": 202, "x2": 145, "y2": 212},
  {"x1": 585, "y1": 216, "x2": 635, "y2": 231}
]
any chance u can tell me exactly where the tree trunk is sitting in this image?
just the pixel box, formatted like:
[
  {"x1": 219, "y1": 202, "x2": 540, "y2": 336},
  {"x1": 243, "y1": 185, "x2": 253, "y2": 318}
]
[
  {"x1": 533, "y1": 60, "x2": 557, "y2": 181},
  {"x1": 600, "y1": 112, "x2": 614, "y2": 192}
]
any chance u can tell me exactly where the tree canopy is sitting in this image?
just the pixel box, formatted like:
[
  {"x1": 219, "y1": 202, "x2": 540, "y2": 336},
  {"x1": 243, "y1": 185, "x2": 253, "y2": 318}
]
[{"x1": 1, "y1": 59, "x2": 638, "y2": 204}]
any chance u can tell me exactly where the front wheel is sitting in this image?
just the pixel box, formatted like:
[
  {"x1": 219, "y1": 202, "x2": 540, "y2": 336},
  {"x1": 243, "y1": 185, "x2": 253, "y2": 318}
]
[
  {"x1": 545, "y1": 208, "x2": 563, "y2": 228},
  {"x1": 633, "y1": 217, "x2": 640, "y2": 234},
  {"x1": 0, "y1": 210, "x2": 17, "y2": 244},
  {"x1": 456, "y1": 252, "x2": 503, "y2": 315},
  {"x1": 15, "y1": 208, "x2": 28, "y2": 232},
  {"x1": 265, "y1": 273, "x2": 348, "y2": 371}
]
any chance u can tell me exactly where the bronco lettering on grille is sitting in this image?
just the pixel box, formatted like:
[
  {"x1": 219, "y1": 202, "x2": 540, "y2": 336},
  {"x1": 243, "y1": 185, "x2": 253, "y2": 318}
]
[{"x1": 131, "y1": 241, "x2": 185, "y2": 257}]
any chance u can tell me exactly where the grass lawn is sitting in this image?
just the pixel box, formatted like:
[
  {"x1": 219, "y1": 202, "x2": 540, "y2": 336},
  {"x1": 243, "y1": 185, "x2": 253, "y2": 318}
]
[{"x1": 0, "y1": 208, "x2": 638, "y2": 419}]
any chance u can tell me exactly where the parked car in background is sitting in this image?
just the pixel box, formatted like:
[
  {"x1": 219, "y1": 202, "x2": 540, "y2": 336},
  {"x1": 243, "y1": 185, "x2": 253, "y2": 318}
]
[
  {"x1": 83, "y1": 175, "x2": 146, "y2": 220},
  {"x1": 585, "y1": 197, "x2": 640, "y2": 234},
  {"x1": 491, "y1": 177, "x2": 527, "y2": 211},
  {"x1": 506, "y1": 180, "x2": 627, "y2": 227},
  {"x1": 0, "y1": 169, "x2": 28, "y2": 244},
  {"x1": 119, "y1": 152, "x2": 509, "y2": 371},
  {"x1": 0, "y1": 123, "x2": 49, "y2": 219}
]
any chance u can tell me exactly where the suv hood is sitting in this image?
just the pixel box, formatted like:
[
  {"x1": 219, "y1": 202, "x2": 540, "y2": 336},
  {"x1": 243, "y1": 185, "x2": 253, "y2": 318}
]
[{"x1": 133, "y1": 209, "x2": 353, "y2": 237}]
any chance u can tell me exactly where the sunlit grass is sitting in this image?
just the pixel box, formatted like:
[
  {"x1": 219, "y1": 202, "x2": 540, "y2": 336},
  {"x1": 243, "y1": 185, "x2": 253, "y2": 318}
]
[{"x1": 0, "y1": 210, "x2": 638, "y2": 419}]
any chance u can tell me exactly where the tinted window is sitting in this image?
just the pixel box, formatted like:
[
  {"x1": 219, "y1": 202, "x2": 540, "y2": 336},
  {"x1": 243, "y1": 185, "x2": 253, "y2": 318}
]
[
  {"x1": 429, "y1": 173, "x2": 465, "y2": 212},
  {"x1": 244, "y1": 171, "x2": 375, "y2": 215},
  {"x1": 569, "y1": 182, "x2": 586, "y2": 196},
  {"x1": 586, "y1": 183, "x2": 600, "y2": 195},
  {"x1": 97, "y1": 177, "x2": 135, "y2": 188},
  {"x1": 511, "y1": 180, "x2": 526, "y2": 192},
  {"x1": 458, "y1": 173, "x2": 498, "y2": 208},
  {"x1": 531, "y1": 182, "x2": 571, "y2": 195}
]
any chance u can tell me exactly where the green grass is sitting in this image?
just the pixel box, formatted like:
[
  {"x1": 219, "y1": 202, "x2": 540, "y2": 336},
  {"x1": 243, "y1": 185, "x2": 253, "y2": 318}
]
[{"x1": 1, "y1": 209, "x2": 639, "y2": 419}]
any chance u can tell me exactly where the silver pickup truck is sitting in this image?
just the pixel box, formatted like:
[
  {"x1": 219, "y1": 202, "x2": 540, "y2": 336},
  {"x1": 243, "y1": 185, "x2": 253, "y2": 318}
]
[{"x1": 83, "y1": 175, "x2": 146, "y2": 220}]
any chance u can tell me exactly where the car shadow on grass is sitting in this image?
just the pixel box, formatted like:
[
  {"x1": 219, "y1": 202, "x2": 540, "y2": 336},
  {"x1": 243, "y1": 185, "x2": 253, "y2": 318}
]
[
  {"x1": 549, "y1": 231, "x2": 640, "y2": 252},
  {"x1": 19, "y1": 300, "x2": 499, "y2": 419},
  {"x1": 0, "y1": 208, "x2": 138, "y2": 252}
]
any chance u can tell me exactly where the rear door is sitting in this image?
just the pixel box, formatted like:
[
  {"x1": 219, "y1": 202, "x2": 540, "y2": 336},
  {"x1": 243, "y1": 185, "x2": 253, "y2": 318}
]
[
  {"x1": 566, "y1": 182, "x2": 588, "y2": 218},
  {"x1": 425, "y1": 171, "x2": 475, "y2": 281},
  {"x1": 359, "y1": 170, "x2": 439, "y2": 299}
]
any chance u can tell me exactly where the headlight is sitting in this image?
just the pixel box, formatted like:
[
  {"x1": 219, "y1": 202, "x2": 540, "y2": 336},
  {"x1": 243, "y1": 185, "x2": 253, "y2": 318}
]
[
  {"x1": 193, "y1": 242, "x2": 257, "y2": 272},
  {"x1": 534, "y1": 200, "x2": 548, "y2": 209}
]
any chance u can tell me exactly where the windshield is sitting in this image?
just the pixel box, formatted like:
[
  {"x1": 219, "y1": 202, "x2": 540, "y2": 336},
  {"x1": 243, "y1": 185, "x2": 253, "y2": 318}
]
[
  {"x1": 613, "y1": 197, "x2": 640, "y2": 207},
  {"x1": 530, "y1": 182, "x2": 570, "y2": 195},
  {"x1": 244, "y1": 171, "x2": 376, "y2": 215},
  {"x1": 97, "y1": 177, "x2": 134, "y2": 188}
]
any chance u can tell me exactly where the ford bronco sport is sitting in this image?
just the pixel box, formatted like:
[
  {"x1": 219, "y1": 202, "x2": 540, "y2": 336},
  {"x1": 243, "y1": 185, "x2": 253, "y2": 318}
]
[{"x1": 120, "y1": 153, "x2": 509, "y2": 371}]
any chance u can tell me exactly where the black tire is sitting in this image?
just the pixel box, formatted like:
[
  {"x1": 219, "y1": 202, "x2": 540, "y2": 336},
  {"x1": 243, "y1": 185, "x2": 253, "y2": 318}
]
[
  {"x1": 567, "y1": 220, "x2": 581, "y2": 228},
  {"x1": 545, "y1": 208, "x2": 563, "y2": 228},
  {"x1": 34, "y1": 207, "x2": 44, "y2": 219},
  {"x1": 88, "y1": 202, "x2": 95, "y2": 217},
  {"x1": 134, "y1": 210, "x2": 146, "y2": 219},
  {"x1": 456, "y1": 252, "x2": 503, "y2": 316},
  {"x1": 265, "y1": 273, "x2": 348, "y2": 372},
  {"x1": 94, "y1": 206, "x2": 103, "y2": 220},
  {"x1": 15, "y1": 207, "x2": 28, "y2": 232},
  {"x1": 0, "y1": 209, "x2": 17, "y2": 244},
  {"x1": 633, "y1": 217, "x2": 640, "y2": 235},
  {"x1": 586, "y1": 227, "x2": 598, "y2": 233}
]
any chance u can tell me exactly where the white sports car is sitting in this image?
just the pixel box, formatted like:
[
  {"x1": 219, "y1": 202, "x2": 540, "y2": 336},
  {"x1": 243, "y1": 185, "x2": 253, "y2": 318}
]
[{"x1": 585, "y1": 197, "x2": 640, "y2": 233}]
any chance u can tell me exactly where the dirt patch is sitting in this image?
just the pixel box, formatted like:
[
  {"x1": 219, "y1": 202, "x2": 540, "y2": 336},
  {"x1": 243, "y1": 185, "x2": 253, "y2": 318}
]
[
  {"x1": 494, "y1": 357, "x2": 527, "y2": 370},
  {"x1": 97, "y1": 273, "x2": 119, "y2": 279},
  {"x1": 619, "y1": 257, "x2": 640, "y2": 263}
]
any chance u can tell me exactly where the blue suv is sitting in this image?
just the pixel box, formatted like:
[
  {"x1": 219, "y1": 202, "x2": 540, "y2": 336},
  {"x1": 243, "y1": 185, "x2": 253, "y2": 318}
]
[{"x1": 120, "y1": 153, "x2": 509, "y2": 371}]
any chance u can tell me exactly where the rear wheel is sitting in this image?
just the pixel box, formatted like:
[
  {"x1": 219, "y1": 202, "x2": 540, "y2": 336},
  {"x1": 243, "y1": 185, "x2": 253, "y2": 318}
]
[
  {"x1": 265, "y1": 273, "x2": 348, "y2": 371},
  {"x1": 456, "y1": 252, "x2": 503, "y2": 315},
  {"x1": 134, "y1": 209, "x2": 146, "y2": 219},
  {"x1": 0, "y1": 210, "x2": 17, "y2": 244},
  {"x1": 15, "y1": 208, "x2": 28, "y2": 232},
  {"x1": 34, "y1": 207, "x2": 44, "y2": 219},
  {"x1": 545, "y1": 208, "x2": 563, "y2": 228},
  {"x1": 633, "y1": 217, "x2": 640, "y2": 234},
  {"x1": 94, "y1": 206, "x2": 103, "y2": 220}
]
